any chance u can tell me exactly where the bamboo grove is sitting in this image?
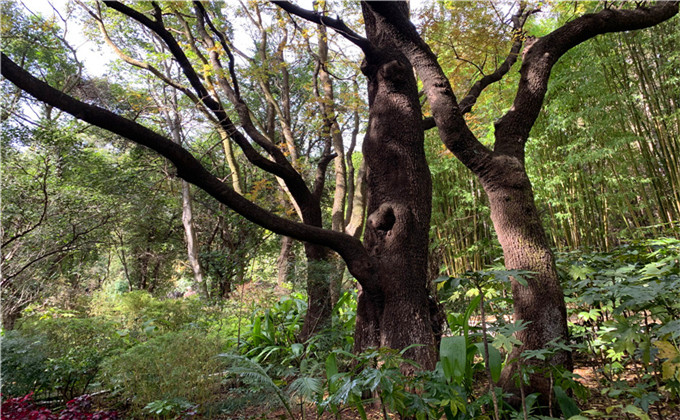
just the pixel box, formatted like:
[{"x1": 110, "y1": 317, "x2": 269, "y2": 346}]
[{"x1": 426, "y1": 5, "x2": 680, "y2": 274}]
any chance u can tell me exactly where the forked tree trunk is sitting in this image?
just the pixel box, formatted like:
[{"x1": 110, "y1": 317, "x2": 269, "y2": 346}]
[{"x1": 479, "y1": 155, "x2": 571, "y2": 403}]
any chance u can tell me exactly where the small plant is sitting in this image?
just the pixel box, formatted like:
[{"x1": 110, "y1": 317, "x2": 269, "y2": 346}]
[
  {"x1": 143, "y1": 398, "x2": 198, "y2": 419},
  {"x1": 242, "y1": 294, "x2": 306, "y2": 364}
]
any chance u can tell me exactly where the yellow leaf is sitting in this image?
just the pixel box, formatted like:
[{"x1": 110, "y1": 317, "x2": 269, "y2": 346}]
[{"x1": 654, "y1": 340, "x2": 680, "y2": 380}]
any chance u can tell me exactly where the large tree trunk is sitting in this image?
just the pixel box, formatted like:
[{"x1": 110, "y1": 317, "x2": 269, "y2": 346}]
[
  {"x1": 480, "y1": 155, "x2": 571, "y2": 403},
  {"x1": 354, "y1": 3, "x2": 439, "y2": 370}
]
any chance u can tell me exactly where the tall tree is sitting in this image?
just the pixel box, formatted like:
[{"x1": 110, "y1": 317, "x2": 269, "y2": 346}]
[{"x1": 356, "y1": 0, "x2": 678, "y2": 399}]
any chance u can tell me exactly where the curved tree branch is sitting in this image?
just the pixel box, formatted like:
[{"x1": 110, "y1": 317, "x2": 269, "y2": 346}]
[
  {"x1": 1, "y1": 52, "x2": 376, "y2": 288},
  {"x1": 271, "y1": 0, "x2": 375, "y2": 55},
  {"x1": 494, "y1": 1, "x2": 679, "y2": 157},
  {"x1": 363, "y1": 2, "x2": 493, "y2": 175},
  {"x1": 458, "y1": 3, "x2": 539, "y2": 115}
]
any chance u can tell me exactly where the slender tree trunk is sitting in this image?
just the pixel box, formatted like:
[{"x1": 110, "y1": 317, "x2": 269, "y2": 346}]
[
  {"x1": 181, "y1": 179, "x2": 206, "y2": 297},
  {"x1": 276, "y1": 235, "x2": 294, "y2": 286},
  {"x1": 315, "y1": 13, "x2": 348, "y2": 308},
  {"x1": 168, "y1": 113, "x2": 208, "y2": 299}
]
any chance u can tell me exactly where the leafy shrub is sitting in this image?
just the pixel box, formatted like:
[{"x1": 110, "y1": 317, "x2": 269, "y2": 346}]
[
  {"x1": 9, "y1": 316, "x2": 126, "y2": 400},
  {"x1": 561, "y1": 238, "x2": 680, "y2": 409},
  {"x1": 0, "y1": 331, "x2": 50, "y2": 397},
  {"x1": 100, "y1": 330, "x2": 224, "y2": 413},
  {"x1": 90, "y1": 290, "x2": 207, "y2": 339},
  {"x1": 242, "y1": 294, "x2": 306, "y2": 363}
]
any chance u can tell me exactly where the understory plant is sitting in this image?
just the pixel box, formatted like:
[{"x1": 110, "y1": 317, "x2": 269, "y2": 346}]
[
  {"x1": 100, "y1": 330, "x2": 224, "y2": 415},
  {"x1": 561, "y1": 238, "x2": 680, "y2": 416}
]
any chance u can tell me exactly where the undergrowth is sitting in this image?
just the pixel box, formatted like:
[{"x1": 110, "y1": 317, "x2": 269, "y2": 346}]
[{"x1": 1, "y1": 239, "x2": 678, "y2": 419}]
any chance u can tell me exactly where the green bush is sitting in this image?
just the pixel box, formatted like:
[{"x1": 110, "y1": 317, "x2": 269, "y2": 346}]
[
  {"x1": 15, "y1": 315, "x2": 127, "y2": 400},
  {"x1": 90, "y1": 290, "x2": 208, "y2": 339},
  {"x1": 0, "y1": 331, "x2": 50, "y2": 397},
  {"x1": 101, "y1": 330, "x2": 225, "y2": 413},
  {"x1": 562, "y1": 238, "x2": 680, "y2": 409}
]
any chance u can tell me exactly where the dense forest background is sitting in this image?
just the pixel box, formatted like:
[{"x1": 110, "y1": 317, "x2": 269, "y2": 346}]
[{"x1": 1, "y1": 1, "x2": 679, "y2": 419}]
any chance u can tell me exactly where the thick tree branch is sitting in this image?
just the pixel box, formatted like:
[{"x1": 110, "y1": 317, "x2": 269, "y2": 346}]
[
  {"x1": 421, "y1": 116, "x2": 436, "y2": 131},
  {"x1": 364, "y1": 2, "x2": 493, "y2": 175},
  {"x1": 271, "y1": 0, "x2": 375, "y2": 55},
  {"x1": 102, "y1": 1, "x2": 302, "y2": 185},
  {"x1": 1, "y1": 53, "x2": 376, "y2": 287},
  {"x1": 494, "y1": 1, "x2": 678, "y2": 157}
]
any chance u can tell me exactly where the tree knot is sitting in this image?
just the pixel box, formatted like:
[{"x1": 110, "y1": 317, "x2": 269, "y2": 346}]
[{"x1": 368, "y1": 203, "x2": 396, "y2": 232}]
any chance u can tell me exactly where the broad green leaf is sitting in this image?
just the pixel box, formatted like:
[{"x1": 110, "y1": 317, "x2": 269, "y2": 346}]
[
  {"x1": 554, "y1": 385, "x2": 580, "y2": 419},
  {"x1": 291, "y1": 343, "x2": 303, "y2": 358},
  {"x1": 621, "y1": 404, "x2": 650, "y2": 420},
  {"x1": 474, "y1": 342, "x2": 502, "y2": 382},
  {"x1": 463, "y1": 295, "x2": 482, "y2": 337},
  {"x1": 440, "y1": 336, "x2": 467, "y2": 383},
  {"x1": 654, "y1": 340, "x2": 680, "y2": 380},
  {"x1": 325, "y1": 353, "x2": 339, "y2": 393}
]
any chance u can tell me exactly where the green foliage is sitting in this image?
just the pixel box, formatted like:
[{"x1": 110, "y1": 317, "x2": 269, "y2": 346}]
[
  {"x1": 91, "y1": 290, "x2": 209, "y2": 340},
  {"x1": 0, "y1": 331, "x2": 50, "y2": 397},
  {"x1": 143, "y1": 397, "x2": 198, "y2": 419},
  {"x1": 7, "y1": 315, "x2": 126, "y2": 400},
  {"x1": 563, "y1": 238, "x2": 680, "y2": 410},
  {"x1": 242, "y1": 293, "x2": 306, "y2": 365},
  {"x1": 101, "y1": 330, "x2": 224, "y2": 413}
]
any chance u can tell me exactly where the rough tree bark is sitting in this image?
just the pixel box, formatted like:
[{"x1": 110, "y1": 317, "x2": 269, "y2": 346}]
[
  {"x1": 352, "y1": 2, "x2": 438, "y2": 370},
  {"x1": 364, "y1": 0, "x2": 678, "y2": 401}
]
